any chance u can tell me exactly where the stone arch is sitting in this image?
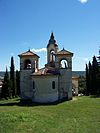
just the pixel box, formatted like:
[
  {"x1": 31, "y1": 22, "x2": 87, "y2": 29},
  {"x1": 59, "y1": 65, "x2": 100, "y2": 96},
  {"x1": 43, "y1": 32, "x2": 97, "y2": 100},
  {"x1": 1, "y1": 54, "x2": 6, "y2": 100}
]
[
  {"x1": 59, "y1": 58, "x2": 69, "y2": 68},
  {"x1": 50, "y1": 49, "x2": 55, "y2": 62},
  {"x1": 24, "y1": 59, "x2": 32, "y2": 69}
]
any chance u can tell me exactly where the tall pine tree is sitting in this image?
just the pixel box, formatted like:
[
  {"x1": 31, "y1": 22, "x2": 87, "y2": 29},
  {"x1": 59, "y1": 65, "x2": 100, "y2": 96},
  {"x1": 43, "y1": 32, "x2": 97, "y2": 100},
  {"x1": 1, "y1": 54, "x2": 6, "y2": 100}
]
[
  {"x1": 1, "y1": 67, "x2": 11, "y2": 99},
  {"x1": 86, "y1": 64, "x2": 89, "y2": 95},
  {"x1": 91, "y1": 56, "x2": 98, "y2": 95},
  {"x1": 16, "y1": 70, "x2": 20, "y2": 96},
  {"x1": 96, "y1": 48, "x2": 100, "y2": 95},
  {"x1": 10, "y1": 56, "x2": 16, "y2": 97},
  {"x1": 88, "y1": 61, "x2": 92, "y2": 95},
  {"x1": 86, "y1": 55, "x2": 100, "y2": 96}
]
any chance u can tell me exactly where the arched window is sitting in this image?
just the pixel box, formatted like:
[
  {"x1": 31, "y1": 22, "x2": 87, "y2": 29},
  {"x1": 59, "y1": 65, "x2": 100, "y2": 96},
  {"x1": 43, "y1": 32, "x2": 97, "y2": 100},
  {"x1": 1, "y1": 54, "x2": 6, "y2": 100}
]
[
  {"x1": 33, "y1": 81, "x2": 35, "y2": 89},
  {"x1": 50, "y1": 49, "x2": 55, "y2": 62},
  {"x1": 60, "y1": 59, "x2": 68, "y2": 68},
  {"x1": 24, "y1": 59, "x2": 31, "y2": 69},
  {"x1": 52, "y1": 81, "x2": 55, "y2": 89}
]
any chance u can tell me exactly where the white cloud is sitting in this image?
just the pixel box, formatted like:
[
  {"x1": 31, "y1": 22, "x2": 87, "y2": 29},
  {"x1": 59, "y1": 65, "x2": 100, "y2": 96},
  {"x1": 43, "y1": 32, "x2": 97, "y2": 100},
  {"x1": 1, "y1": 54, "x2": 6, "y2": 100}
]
[
  {"x1": 31, "y1": 48, "x2": 47, "y2": 53},
  {"x1": 84, "y1": 58, "x2": 89, "y2": 61},
  {"x1": 78, "y1": 0, "x2": 89, "y2": 4},
  {"x1": 76, "y1": 57, "x2": 89, "y2": 62}
]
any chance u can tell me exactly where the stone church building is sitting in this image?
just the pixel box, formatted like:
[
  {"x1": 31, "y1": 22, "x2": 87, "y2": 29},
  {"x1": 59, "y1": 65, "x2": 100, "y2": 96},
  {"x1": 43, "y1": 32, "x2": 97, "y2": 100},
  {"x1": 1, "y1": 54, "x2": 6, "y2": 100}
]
[{"x1": 18, "y1": 33, "x2": 74, "y2": 103}]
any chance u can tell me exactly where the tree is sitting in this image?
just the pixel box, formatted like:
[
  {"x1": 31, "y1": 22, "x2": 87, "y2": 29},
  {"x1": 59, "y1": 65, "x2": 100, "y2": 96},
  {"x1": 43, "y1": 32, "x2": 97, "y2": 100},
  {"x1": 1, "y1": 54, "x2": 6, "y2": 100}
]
[
  {"x1": 86, "y1": 64, "x2": 89, "y2": 95},
  {"x1": 1, "y1": 67, "x2": 11, "y2": 99},
  {"x1": 16, "y1": 70, "x2": 20, "y2": 96},
  {"x1": 10, "y1": 56, "x2": 16, "y2": 97},
  {"x1": 91, "y1": 56, "x2": 99, "y2": 95},
  {"x1": 86, "y1": 55, "x2": 100, "y2": 96},
  {"x1": 96, "y1": 50, "x2": 100, "y2": 95},
  {"x1": 88, "y1": 61, "x2": 92, "y2": 95},
  {"x1": 78, "y1": 76, "x2": 86, "y2": 94}
]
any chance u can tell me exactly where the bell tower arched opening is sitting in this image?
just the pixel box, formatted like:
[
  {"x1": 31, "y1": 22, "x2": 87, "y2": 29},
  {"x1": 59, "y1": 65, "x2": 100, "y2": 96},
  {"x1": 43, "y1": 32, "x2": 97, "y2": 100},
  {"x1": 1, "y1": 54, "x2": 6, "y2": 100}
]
[
  {"x1": 24, "y1": 59, "x2": 32, "y2": 69},
  {"x1": 60, "y1": 59, "x2": 68, "y2": 69},
  {"x1": 50, "y1": 49, "x2": 55, "y2": 62},
  {"x1": 47, "y1": 32, "x2": 58, "y2": 65}
]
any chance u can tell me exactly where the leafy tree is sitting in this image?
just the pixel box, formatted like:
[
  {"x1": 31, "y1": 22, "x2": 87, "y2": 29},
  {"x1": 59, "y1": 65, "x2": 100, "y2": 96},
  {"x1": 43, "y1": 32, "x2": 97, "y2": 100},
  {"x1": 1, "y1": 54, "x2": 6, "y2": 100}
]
[
  {"x1": 1, "y1": 67, "x2": 11, "y2": 99},
  {"x1": 78, "y1": 76, "x2": 86, "y2": 94},
  {"x1": 10, "y1": 56, "x2": 16, "y2": 97}
]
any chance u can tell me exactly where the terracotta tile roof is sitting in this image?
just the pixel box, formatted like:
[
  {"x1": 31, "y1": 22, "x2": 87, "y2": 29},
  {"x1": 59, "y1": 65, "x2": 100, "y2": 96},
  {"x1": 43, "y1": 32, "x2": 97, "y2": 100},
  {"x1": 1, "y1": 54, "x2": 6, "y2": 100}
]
[
  {"x1": 72, "y1": 76, "x2": 79, "y2": 79},
  {"x1": 0, "y1": 80, "x2": 3, "y2": 85},
  {"x1": 32, "y1": 67, "x2": 60, "y2": 76},
  {"x1": 32, "y1": 68, "x2": 48, "y2": 76},
  {"x1": 18, "y1": 50, "x2": 39, "y2": 58},
  {"x1": 56, "y1": 48, "x2": 73, "y2": 56}
]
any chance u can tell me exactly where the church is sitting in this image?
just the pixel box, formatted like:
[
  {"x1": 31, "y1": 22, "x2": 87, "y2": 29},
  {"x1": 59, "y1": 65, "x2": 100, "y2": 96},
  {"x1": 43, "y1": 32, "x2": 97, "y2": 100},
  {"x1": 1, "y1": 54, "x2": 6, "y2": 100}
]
[{"x1": 18, "y1": 33, "x2": 74, "y2": 103}]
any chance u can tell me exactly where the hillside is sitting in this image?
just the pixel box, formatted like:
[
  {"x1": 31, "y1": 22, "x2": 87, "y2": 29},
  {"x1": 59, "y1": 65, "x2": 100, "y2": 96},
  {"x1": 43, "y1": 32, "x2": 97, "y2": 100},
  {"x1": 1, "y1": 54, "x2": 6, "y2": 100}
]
[
  {"x1": 0, "y1": 71, "x2": 85, "y2": 78},
  {"x1": 0, "y1": 96, "x2": 100, "y2": 133},
  {"x1": 72, "y1": 71, "x2": 85, "y2": 77}
]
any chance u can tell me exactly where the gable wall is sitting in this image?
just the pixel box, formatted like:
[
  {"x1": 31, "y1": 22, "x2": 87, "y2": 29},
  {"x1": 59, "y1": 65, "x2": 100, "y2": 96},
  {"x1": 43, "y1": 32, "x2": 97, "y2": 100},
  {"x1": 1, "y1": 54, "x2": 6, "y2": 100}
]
[{"x1": 32, "y1": 75, "x2": 59, "y2": 103}]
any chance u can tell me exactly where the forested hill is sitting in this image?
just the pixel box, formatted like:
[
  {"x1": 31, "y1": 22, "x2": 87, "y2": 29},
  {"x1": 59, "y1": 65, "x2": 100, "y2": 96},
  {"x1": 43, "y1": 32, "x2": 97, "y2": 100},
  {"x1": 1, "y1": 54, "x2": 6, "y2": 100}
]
[
  {"x1": 0, "y1": 72, "x2": 5, "y2": 78},
  {"x1": 72, "y1": 71, "x2": 85, "y2": 77},
  {"x1": 0, "y1": 71, "x2": 85, "y2": 79}
]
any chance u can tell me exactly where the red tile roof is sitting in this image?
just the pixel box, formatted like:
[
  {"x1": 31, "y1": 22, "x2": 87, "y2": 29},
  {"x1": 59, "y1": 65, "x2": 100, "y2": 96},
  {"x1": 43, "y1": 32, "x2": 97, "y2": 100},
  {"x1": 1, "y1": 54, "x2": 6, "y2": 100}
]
[
  {"x1": 32, "y1": 66, "x2": 60, "y2": 76},
  {"x1": 56, "y1": 48, "x2": 73, "y2": 56},
  {"x1": 18, "y1": 50, "x2": 39, "y2": 58}
]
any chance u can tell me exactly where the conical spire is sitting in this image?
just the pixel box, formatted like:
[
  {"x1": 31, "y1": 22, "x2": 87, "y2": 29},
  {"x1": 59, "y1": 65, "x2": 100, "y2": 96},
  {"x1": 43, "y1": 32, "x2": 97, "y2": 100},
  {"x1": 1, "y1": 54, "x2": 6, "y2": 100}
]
[
  {"x1": 50, "y1": 32, "x2": 54, "y2": 40},
  {"x1": 49, "y1": 32, "x2": 56, "y2": 44}
]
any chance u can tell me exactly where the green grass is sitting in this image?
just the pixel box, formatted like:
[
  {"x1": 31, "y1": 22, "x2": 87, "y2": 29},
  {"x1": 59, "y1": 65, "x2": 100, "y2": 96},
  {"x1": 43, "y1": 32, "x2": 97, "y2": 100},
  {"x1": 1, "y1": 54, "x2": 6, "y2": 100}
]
[{"x1": 0, "y1": 96, "x2": 100, "y2": 133}]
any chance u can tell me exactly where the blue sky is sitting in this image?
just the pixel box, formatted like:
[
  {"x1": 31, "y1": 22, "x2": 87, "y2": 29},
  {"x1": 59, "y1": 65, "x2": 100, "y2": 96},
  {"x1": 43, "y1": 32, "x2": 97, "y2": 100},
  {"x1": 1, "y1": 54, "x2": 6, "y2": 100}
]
[{"x1": 0, "y1": 0, "x2": 100, "y2": 71}]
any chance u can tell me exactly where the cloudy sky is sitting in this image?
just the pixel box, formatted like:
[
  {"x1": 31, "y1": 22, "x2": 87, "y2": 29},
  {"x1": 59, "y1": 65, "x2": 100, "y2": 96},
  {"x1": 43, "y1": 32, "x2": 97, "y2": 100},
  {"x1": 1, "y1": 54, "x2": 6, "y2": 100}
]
[{"x1": 0, "y1": 0, "x2": 100, "y2": 71}]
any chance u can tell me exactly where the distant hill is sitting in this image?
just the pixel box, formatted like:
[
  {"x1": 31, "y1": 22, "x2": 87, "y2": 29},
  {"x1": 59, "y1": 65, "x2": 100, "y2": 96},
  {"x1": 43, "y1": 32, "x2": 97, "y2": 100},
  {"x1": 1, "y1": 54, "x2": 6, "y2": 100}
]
[
  {"x1": 72, "y1": 71, "x2": 85, "y2": 77},
  {"x1": 0, "y1": 72, "x2": 5, "y2": 78},
  {"x1": 0, "y1": 71, "x2": 85, "y2": 78}
]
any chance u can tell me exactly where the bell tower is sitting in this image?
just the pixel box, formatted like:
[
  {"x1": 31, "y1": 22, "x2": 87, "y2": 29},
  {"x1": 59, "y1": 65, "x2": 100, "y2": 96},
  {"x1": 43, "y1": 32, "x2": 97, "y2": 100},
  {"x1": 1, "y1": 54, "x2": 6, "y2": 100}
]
[
  {"x1": 18, "y1": 49, "x2": 39, "y2": 100},
  {"x1": 47, "y1": 32, "x2": 58, "y2": 67},
  {"x1": 55, "y1": 48, "x2": 74, "y2": 100}
]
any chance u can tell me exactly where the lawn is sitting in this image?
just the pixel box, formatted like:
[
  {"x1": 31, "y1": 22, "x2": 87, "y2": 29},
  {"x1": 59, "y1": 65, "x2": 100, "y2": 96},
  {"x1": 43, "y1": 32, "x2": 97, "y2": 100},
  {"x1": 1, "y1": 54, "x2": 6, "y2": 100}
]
[{"x1": 0, "y1": 96, "x2": 100, "y2": 133}]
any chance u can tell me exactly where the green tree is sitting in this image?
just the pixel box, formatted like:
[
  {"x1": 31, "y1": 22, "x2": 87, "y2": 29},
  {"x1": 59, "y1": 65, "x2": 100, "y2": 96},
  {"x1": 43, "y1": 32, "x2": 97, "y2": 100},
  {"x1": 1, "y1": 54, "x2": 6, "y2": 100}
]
[
  {"x1": 16, "y1": 70, "x2": 20, "y2": 96},
  {"x1": 88, "y1": 61, "x2": 92, "y2": 95},
  {"x1": 78, "y1": 76, "x2": 86, "y2": 94},
  {"x1": 86, "y1": 55, "x2": 100, "y2": 96},
  {"x1": 1, "y1": 67, "x2": 11, "y2": 99},
  {"x1": 96, "y1": 51, "x2": 100, "y2": 95},
  {"x1": 91, "y1": 56, "x2": 99, "y2": 95},
  {"x1": 86, "y1": 64, "x2": 89, "y2": 95},
  {"x1": 10, "y1": 56, "x2": 16, "y2": 97}
]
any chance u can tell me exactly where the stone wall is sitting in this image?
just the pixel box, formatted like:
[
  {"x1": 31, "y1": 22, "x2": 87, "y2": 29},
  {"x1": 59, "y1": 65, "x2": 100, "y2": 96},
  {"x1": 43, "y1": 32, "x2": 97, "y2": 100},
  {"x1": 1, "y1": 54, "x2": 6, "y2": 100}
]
[
  {"x1": 59, "y1": 69, "x2": 72, "y2": 100},
  {"x1": 20, "y1": 70, "x2": 33, "y2": 99},
  {"x1": 32, "y1": 75, "x2": 59, "y2": 103}
]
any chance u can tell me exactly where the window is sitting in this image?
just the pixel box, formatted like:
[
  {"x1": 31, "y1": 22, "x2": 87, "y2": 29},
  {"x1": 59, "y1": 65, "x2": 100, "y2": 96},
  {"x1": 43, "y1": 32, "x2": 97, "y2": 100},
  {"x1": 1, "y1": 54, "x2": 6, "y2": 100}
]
[
  {"x1": 50, "y1": 49, "x2": 55, "y2": 62},
  {"x1": 24, "y1": 59, "x2": 31, "y2": 69},
  {"x1": 33, "y1": 81, "x2": 35, "y2": 89},
  {"x1": 60, "y1": 59, "x2": 68, "y2": 68},
  {"x1": 52, "y1": 81, "x2": 55, "y2": 89}
]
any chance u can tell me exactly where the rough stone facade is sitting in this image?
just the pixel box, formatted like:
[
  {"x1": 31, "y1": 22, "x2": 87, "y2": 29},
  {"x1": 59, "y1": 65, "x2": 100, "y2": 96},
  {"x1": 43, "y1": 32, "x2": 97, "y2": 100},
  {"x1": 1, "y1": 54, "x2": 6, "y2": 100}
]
[
  {"x1": 72, "y1": 76, "x2": 78, "y2": 96},
  {"x1": 19, "y1": 33, "x2": 74, "y2": 103}
]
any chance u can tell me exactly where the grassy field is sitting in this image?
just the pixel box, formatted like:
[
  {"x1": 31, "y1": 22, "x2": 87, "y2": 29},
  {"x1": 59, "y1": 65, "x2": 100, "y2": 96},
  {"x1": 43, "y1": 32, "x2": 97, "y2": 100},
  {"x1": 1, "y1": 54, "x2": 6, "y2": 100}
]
[{"x1": 0, "y1": 96, "x2": 100, "y2": 133}]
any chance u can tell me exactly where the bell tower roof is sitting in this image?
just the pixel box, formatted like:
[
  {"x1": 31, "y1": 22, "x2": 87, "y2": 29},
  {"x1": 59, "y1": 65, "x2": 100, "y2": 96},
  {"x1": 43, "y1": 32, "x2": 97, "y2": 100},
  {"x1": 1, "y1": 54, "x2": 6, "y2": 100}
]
[
  {"x1": 47, "y1": 32, "x2": 58, "y2": 48},
  {"x1": 18, "y1": 49, "x2": 40, "y2": 58},
  {"x1": 56, "y1": 48, "x2": 73, "y2": 56}
]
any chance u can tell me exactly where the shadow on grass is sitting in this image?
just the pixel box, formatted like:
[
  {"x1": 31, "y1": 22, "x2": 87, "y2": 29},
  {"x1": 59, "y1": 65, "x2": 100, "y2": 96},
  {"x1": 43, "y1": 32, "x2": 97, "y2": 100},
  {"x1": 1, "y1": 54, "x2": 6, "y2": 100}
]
[
  {"x1": 0, "y1": 98, "x2": 70, "y2": 107},
  {"x1": 90, "y1": 95, "x2": 100, "y2": 98},
  {"x1": 0, "y1": 102, "x2": 20, "y2": 106}
]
